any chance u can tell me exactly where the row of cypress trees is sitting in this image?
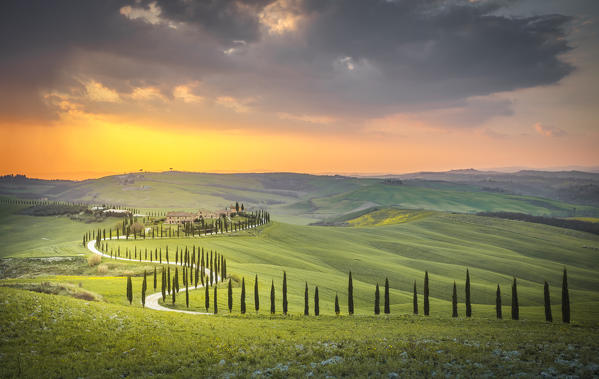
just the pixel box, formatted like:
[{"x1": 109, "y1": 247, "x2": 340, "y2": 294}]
[{"x1": 127, "y1": 266, "x2": 572, "y2": 323}]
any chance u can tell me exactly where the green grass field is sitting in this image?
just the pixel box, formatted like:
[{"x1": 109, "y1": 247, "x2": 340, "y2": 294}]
[
  {"x1": 2, "y1": 287, "x2": 599, "y2": 378},
  {"x1": 101, "y1": 214, "x2": 599, "y2": 322},
  {"x1": 0, "y1": 203, "x2": 121, "y2": 258},
  {"x1": 2, "y1": 200, "x2": 599, "y2": 377}
]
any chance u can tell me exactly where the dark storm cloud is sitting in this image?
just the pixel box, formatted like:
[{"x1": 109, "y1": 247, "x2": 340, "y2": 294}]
[
  {"x1": 149, "y1": 0, "x2": 276, "y2": 43},
  {"x1": 0, "y1": 0, "x2": 575, "y2": 127},
  {"x1": 291, "y1": 0, "x2": 573, "y2": 109}
]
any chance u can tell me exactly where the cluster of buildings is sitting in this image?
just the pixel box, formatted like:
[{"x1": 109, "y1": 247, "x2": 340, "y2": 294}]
[{"x1": 165, "y1": 206, "x2": 239, "y2": 224}]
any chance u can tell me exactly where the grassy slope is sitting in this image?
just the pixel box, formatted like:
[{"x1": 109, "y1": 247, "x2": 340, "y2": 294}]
[
  {"x1": 2, "y1": 287, "x2": 599, "y2": 378},
  {"x1": 2, "y1": 204, "x2": 599, "y2": 376},
  {"x1": 104, "y1": 215, "x2": 599, "y2": 322},
  {"x1": 0, "y1": 204, "x2": 120, "y2": 258},
  {"x1": 303, "y1": 182, "x2": 599, "y2": 221}
]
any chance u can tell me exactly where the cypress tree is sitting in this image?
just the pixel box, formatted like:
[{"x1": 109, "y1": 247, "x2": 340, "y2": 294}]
[
  {"x1": 270, "y1": 280, "x2": 275, "y2": 314},
  {"x1": 175, "y1": 268, "x2": 179, "y2": 293},
  {"x1": 282, "y1": 271, "x2": 288, "y2": 315},
  {"x1": 452, "y1": 281, "x2": 458, "y2": 317},
  {"x1": 214, "y1": 286, "x2": 218, "y2": 314},
  {"x1": 205, "y1": 282, "x2": 210, "y2": 311},
  {"x1": 562, "y1": 268, "x2": 570, "y2": 323},
  {"x1": 511, "y1": 277, "x2": 519, "y2": 320},
  {"x1": 228, "y1": 278, "x2": 233, "y2": 313},
  {"x1": 126, "y1": 276, "x2": 132, "y2": 304},
  {"x1": 413, "y1": 281, "x2": 418, "y2": 315},
  {"x1": 544, "y1": 280, "x2": 553, "y2": 322},
  {"x1": 167, "y1": 267, "x2": 171, "y2": 295},
  {"x1": 161, "y1": 268, "x2": 166, "y2": 302},
  {"x1": 304, "y1": 282, "x2": 309, "y2": 316},
  {"x1": 384, "y1": 277, "x2": 390, "y2": 314},
  {"x1": 172, "y1": 276, "x2": 176, "y2": 304},
  {"x1": 142, "y1": 270, "x2": 147, "y2": 308},
  {"x1": 424, "y1": 271, "x2": 430, "y2": 316},
  {"x1": 186, "y1": 281, "x2": 189, "y2": 308},
  {"x1": 335, "y1": 293, "x2": 340, "y2": 315},
  {"x1": 254, "y1": 274, "x2": 259, "y2": 313},
  {"x1": 348, "y1": 271, "x2": 354, "y2": 315},
  {"x1": 496, "y1": 284, "x2": 502, "y2": 319},
  {"x1": 374, "y1": 283, "x2": 380, "y2": 315},
  {"x1": 314, "y1": 286, "x2": 320, "y2": 316},
  {"x1": 154, "y1": 266, "x2": 157, "y2": 291},
  {"x1": 465, "y1": 269, "x2": 472, "y2": 318},
  {"x1": 241, "y1": 277, "x2": 246, "y2": 314}
]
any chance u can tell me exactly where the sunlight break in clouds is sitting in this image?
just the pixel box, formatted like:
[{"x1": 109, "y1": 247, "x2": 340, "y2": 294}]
[
  {"x1": 216, "y1": 96, "x2": 251, "y2": 113},
  {"x1": 173, "y1": 83, "x2": 204, "y2": 104},
  {"x1": 84, "y1": 81, "x2": 120, "y2": 103},
  {"x1": 130, "y1": 87, "x2": 167, "y2": 102},
  {"x1": 259, "y1": 0, "x2": 303, "y2": 34},
  {"x1": 534, "y1": 122, "x2": 567, "y2": 138}
]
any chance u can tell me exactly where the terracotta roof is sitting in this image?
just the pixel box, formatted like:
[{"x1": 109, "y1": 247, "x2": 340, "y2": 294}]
[{"x1": 166, "y1": 212, "x2": 195, "y2": 217}]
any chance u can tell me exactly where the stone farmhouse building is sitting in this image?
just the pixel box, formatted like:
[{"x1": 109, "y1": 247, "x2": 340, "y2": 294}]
[
  {"x1": 165, "y1": 211, "x2": 196, "y2": 224},
  {"x1": 165, "y1": 209, "x2": 221, "y2": 224}
]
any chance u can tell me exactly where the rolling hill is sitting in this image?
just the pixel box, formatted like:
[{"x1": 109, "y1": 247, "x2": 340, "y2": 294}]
[{"x1": 2, "y1": 171, "x2": 599, "y2": 225}]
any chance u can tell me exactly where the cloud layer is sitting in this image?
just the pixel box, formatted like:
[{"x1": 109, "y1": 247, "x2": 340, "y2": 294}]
[{"x1": 0, "y1": 0, "x2": 575, "y2": 130}]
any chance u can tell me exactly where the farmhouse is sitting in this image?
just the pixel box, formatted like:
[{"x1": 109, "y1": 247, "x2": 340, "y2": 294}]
[{"x1": 165, "y1": 211, "x2": 196, "y2": 224}]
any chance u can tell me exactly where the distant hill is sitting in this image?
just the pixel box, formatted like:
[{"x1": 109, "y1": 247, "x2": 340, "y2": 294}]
[
  {"x1": 374, "y1": 169, "x2": 599, "y2": 206},
  {"x1": 1, "y1": 170, "x2": 598, "y2": 224}
]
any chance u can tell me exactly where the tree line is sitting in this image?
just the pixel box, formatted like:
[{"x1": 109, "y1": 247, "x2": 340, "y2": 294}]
[
  {"x1": 478, "y1": 211, "x2": 599, "y2": 235},
  {"x1": 83, "y1": 210, "x2": 270, "y2": 244},
  {"x1": 125, "y1": 266, "x2": 572, "y2": 323}
]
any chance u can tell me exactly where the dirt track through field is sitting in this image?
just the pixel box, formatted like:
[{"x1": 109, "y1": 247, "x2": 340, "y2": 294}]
[{"x1": 86, "y1": 222, "x2": 262, "y2": 315}]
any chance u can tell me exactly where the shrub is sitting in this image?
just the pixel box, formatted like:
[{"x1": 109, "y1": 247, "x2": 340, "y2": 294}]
[
  {"x1": 87, "y1": 254, "x2": 102, "y2": 267},
  {"x1": 97, "y1": 264, "x2": 108, "y2": 273}
]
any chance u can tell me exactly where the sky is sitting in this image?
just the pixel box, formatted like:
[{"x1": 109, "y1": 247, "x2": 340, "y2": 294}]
[{"x1": 0, "y1": 0, "x2": 598, "y2": 180}]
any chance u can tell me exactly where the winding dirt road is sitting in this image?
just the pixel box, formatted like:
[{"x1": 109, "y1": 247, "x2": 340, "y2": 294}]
[{"x1": 86, "y1": 222, "x2": 262, "y2": 314}]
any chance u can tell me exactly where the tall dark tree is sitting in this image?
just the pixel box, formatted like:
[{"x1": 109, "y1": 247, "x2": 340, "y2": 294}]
[
  {"x1": 205, "y1": 282, "x2": 210, "y2": 311},
  {"x1": 413, "y1": 281, "x2": 418, "y2": 315},
  {"x1": 228, "y1": 278, "x2": 233, "y2": 313},
  {"x1": 153, "y1": 266, "x2": 157, "y2": 291},
  {"x1": 496, "y1": 284, "x2": 502, "y2": 319},
  {"x1": 511, "y1": 277, "x2": 519, "y2": 320},
  {"x1": 241, "y1": 277, "x2": 246, "y2": 314},
  {"x1": 304, "y1": 282, "x2": 309, "y2": 316},
  {"x1": 254, "y1": 275, "x2": 259, "y2": 313},
  {"x1": 214, "y1": 285, "x2": 218, "y2": 314},
  {"x1": 175, "y1": 268, "x2": 179, "y2": 293},
  {"x1": 348, "y1": 271, "x2": 354, "y2": 315},
  {"x1": 424, "y1": 271, "x2": 430, "y2": 316},
  {"x1": 142, "y1": 270, "x2": 147, "y2": 308},
  {"x1": 544, "y1": 280, "x2": 553, "y2": 322},
  {"x1": 161, "y1": 268, "x2": 166, "y2": 302},
  {"x1": 186, "y1": 281, "x2": 189, "y2": 308},
  {"x1": 452, "y1": 281, "x2": 458, "y2": 317},
  {"x1": 335, "y1": 293, "x2": 340, "y2": 315},
  {"x1": 126, "y1": 276, "x2": 133, "y2": 305},
  {"x1": 384, "y1": 277, "x2": 390, "y2": 314},
  {"x1": 172, "y1": 276, "x2": 176, "y2": 304},
  {"x1": 562, "y1": 268, "x2": 570, "y2": 323},
  {"x1": 314, "y1": 286, "x2": 320, "y2": 316},
  {"x1": 282, "y1": 271, "x2": 288, "y2": 315},
  {"x1": 270, "y1": 280, "x2": 275, "y2": 314},
  {"x1": 374, "y1": 283, "x2": 380, "y2": 315},
  {"x1": 167, "y1": 267, "x2": 171, "y2": 295},
  {"x1": 465, "y1": 269, "x2": 472, "y2": 318}
]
